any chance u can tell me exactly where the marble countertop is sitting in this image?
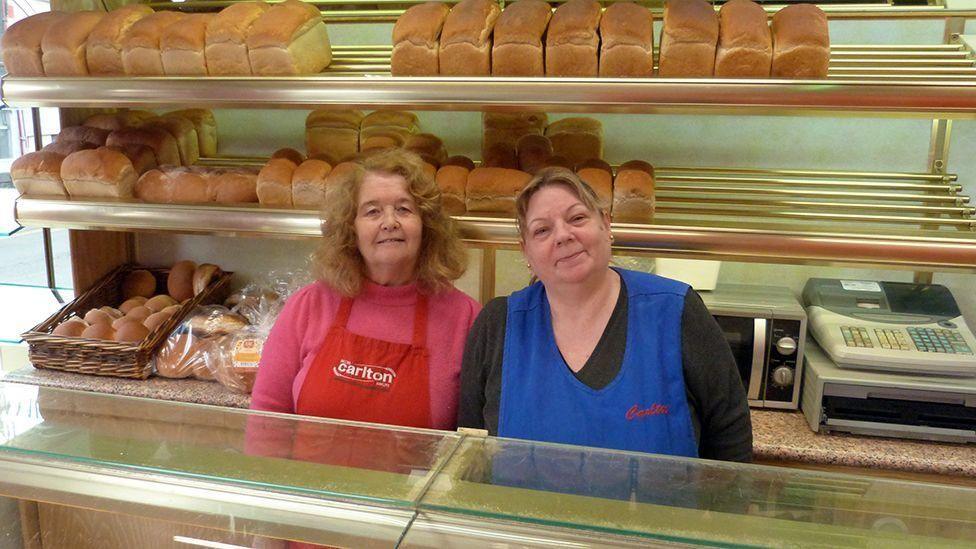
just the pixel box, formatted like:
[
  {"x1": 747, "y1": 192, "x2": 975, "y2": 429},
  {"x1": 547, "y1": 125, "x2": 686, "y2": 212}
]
[{"x1": 3, "y1": 366, "x2": 974, "y2": 478}]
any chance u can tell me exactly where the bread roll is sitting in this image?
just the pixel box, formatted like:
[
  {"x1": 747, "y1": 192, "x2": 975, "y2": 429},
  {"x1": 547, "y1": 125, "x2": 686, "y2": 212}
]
[
  {"x1": 84, "y1": 113, "x2": 128, "y2": 132},
  {"x1": 516, "y1": 133, "x2": 553, "y2": 174},
  {"x1": 168, "y1": 260, "x2": 197, "y2": 302},
  {"x1": 544, "y1": 117, "x2": 603, "y2": 167},
  {"x1": 271, "y1": 147, "x2": 305, "y2": 165},
  {"x1": 40, "y1": 10, "x2": 105, "y2": 76},
  {"x1": 11, "y1": 151, "x2": 68, "y2": 197},
  {"x1": 439, "y1": 0, "x2": 501, "y2": 76},
  {"x1": 208, "y1": 168, "x2": 259, "y2": 204},
  {"x1": 246, "y1": 0, "x2": 332, "y2": 75},
  {"x1": 58, "y1": 126, "x2": 111, "y2": 147},
  {"x1": 161, "y1": 13, "x2": 213, "y2": 76},
  {"x1": 145, "y1": 116, "x2": 200, "y2": 166},
  {"x1": 483, "y1": 111, "x2": 547, "y2": 160},
  {"x1": 404, "y1": 133, "x2": 448, "y2": 165},
  {"x1": 599, "y1": 2, "x2": 654, "y2": 78},
  {"x1": 193, "y1": 264, "x2": 222, "y2": 295},
  {"x1": 86, "y1": 4, "x2": 155, "y2": 76},
  {"x1": 491, "y1": 0, "x2": 551, "y2": 76},
  {"x1": 81, "y1": 323, "x2": 115, "y2": 341},
  {"x1": 61, "y1": 147, "x2": 138, "y2": 199},
  {"x1": 123, "y1": 269, "x2": 157, "y2": 299},
  {"x1": 121, "y1": 11, "x2": 186, "y2": 75},
  {"x1": 546, "y1": 0, "x2": 601, "y2": 77},
  {"x1": 106, "y1": 127, "x2": 181, "y2": 167},
  {"x1": 257, "y1": 158, "x2": 297, "y2": 207},
  {"x1": 482, "y1": 142, "x2": 518, "y2": 169},
  {"x1": 205, "y1": 1, "x2": 271, "y2": 75},
  {"x1": 53, "y1": 319, "x2": 88, "y2": 337},
  {"x1": 771, "y1": 4, "x2": 829, "y2": 78},
  {"x1": 292, "y1": 159, "x2": 332, "y2": 208},
  {"x1": 715, "y1": 0, "x2": 771, "y2": 77},
  {"x1": 466, "y1": 167, "x2": 533, "y2": 214},
  {"x1": 305, "y1": 110, "x2": 363, "y2": 162},
  {"x1": 576, "y1": 165, "x2": 613, "y2": 207},
  {"x1": 658, "y1": 0, "x2": 719, "y2": 77},
  {"x1": 613, "y1": 164, "x2": 656, "y2": 223},
  {"x1": 107, "y1": 143, "x2": 158, "y2": 175},
  {"x1": 43, "y1": 140, "x2": 97, "y2": 156},
  {"x1": 444, "y1": 155, "x2": 476, "y2": 171},
  {"x1": 1, "y1": 12, "x2": 68, "y2": 76},
  {"x1": 436, "y1": 165, "x2": 468, "y2": 215},
  {"x1": 145, "y1": 294, "x2": 178, "y2": 312},
  {"x1": 164, "y1": 109, "x2": 218, "y2": 158},
  {"x1": 391, "y1": 2, "x2": 451, "y2": 76}
]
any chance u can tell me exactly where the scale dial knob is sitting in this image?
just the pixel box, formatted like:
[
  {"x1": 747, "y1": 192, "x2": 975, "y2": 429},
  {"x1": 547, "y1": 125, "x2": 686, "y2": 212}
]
[
  {"x1": 776, "y1": 336, "x2": 797, "y2": 355},
  {"x1": 772, "y1": 366, "x2": 794, "y2": 388}
]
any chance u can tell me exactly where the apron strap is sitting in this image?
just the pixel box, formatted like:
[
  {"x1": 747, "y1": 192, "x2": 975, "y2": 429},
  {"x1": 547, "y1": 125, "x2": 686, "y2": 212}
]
[
  {"x1": 412, "y1": 293, "x2": 429, "y2": 348},
  {"x1": 334, "y1": 297, "x2": 355, "y2": 329}
]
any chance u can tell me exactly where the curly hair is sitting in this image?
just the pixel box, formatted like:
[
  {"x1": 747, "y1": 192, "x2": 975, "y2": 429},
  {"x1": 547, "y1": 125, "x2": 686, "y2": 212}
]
[{"x1": 312, "y1": 148, "x2": 468, "y2": 296}]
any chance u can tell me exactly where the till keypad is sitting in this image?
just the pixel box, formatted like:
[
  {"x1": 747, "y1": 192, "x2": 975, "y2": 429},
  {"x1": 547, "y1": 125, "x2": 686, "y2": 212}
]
[
  {"x1": 907, "y1": 327, "x2": 973, "y2": 354},
  {"x1": 841, "y1": 326, "x2": 873, "y2": 348}
]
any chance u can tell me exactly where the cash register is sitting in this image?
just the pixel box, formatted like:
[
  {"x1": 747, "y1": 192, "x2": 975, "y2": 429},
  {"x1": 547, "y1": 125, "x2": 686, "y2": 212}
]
[{"x1": 802, "y1": 278, "x2": 976, "y2": 377}]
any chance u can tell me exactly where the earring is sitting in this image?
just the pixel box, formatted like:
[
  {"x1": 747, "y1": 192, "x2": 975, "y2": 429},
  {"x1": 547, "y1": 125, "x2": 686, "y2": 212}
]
[{"x1": 609, "y1": 233, "x2": 615, "y2": 242}]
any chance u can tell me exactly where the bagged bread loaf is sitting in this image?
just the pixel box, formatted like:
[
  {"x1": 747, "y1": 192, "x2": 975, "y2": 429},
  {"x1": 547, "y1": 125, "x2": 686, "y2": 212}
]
[
  {"x1": 246, "y1": 0, "x2": 332, "y2": 75},
  {"x1": 1, "y1": 11, "x2": 68, "y2": 76},
  {"x1": 391, "y1": 2, "x2": 451, "y2": 76},
  {"x1": 40, "y1": 10, "x2": 105, "y2": 76},
  {"x1": 491, "y1": 0, "x2": 551, "y2": 76},
  {"x1": 771, "y1": 4, "x2": 829, "y2": 78},
  {"x1": 599, "y1": 2, "x2": 654, "y2": 78},
  {"x1": 715, "y1": 0, "x2": 772, "y2": 77},
  {"x1": 438, "y1": 0, "x2": 501, "y2": 76},
  {"x1": 86, "y1": 4, "x2": 155, "y2": 76},
  {"x1": 11, "y1": 152, "x2": 68, "y2": 197},
  {"x1": 546, "y1": 0, "x2": 602, "y2": 77},
  {"x1": 658, "y1": 0, "x2": 719, "y2": 77}
]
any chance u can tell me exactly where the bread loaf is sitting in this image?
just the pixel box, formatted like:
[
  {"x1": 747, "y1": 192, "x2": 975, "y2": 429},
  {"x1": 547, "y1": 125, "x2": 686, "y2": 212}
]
[
  {"x1": 209, "y1": 168, "x2": 259, "y2": 204},
  {"x1": 482, "y1": 142, "x2": 518, "y2": 169},
  {"x1": 134, "y1": 169, "x2": 170, "y2": 203},
  {"x1": 576, "y1": 161, "x2": 613, "y2": 207},
  {"x1": 169, "y1": 167, "x2": 211, "y2": 203},
  {"x1": 107, "y1": 127, "x2": 181, "y2": 167},
  {"x1": 43, "y1": 140, "x2": 97, "y2": 156},
  {"x1": 439, "y1": 0, "x2": 501, "y2": 76},
  {"x1": 11, "y1": 151, "x2": 68, "y2": 197},
  {"x1": 292, "y1": 159, "x2": 332, "y2": 208},
  {"x1": 436, "y1": 165, "x2": 468, "y2": 215},
  {"x1": 164, "y1": 109, "x2": 218, "y2": 158},
  {"x1": 483, "y1": 112, "x2": 547, "y2": 161},
  {"x1": 161, "y1": 13, "x2": 213, "y2": 76},
  {"x1": 544, "y1": 117, "x2": 603, "y2": 167},
  {"x1": 546, "y1": 0, "x2": 601, "y2": 77},
  {"x1": 516, "y1": 133, "x2": 553, "y2": 174},
  {"x1": 40, "y1": 10, "x2": 105, "y2": 76},
  {"x1": 1, "y1": 12, "x2": 68, "y2": 76},
  {"x1": 58, "y1": 126, "x2": 111, "y2": 147},
  {"x1": 361, "y1": 110, "x2": 420, "y2": 132},
  {"x1": 658, "y1": 0, "x2": 719, "y2": 77},
  {"x1": 61, "y1": 147, "x2": 138, "y2": 199},
  {"x1": 84, "y1": 113, "x2": 128, "y2": 132},
  {"x1": 205, "y1": 1, "x2": 271, "y2": 75},
  {"x1": 144, "y1": 116, "x2": 200, "y2": 166},
  {"x1": 305, "y1": 110, "x2": 362, "y2": 163},
  {"x1": 444, "y1": 155, "x2": 476, "y2": 171},
  {"x1": 86, "y1": 4, "x2": 155, "y2": 76},
  {"x1": 107, "y1": 143, "x2": 158, "y2": 175},
  {"x1": 391, "y1": 2, "x2": 451, "y2": 76},
  {"x1": 359, "y1": 111, "x2": 418, "y2": 151},
  {"x1": 257, "y1": 158, "x2": 297, "y2": 207},
  {"x1": 466, "y1": 167, "x2": 533, "y2": 214},
  {"x1": 613, "y1": 161, "x2": 656, "y2": 222},
  {"x1": 771, "y1": 4, "x2": 829, "y2": 78},
  {"x1": 246, "y1": 0, "x2": 332, "y2": 75},
  {"x1": 491, "y1": 0, "x2": 551, "y2": 76},
  {"x1": 599, "y1": 2, "x2": 654, "y2": 77},
  {"x1": 121, "y1": 11, "x2": 186, "y2": 75},
  {"x1": 404, "y1": 133, "x2": 448, "y2": 166},
  {"x1": 715, "y1": 0, "x2": 772, "y2": 77}
]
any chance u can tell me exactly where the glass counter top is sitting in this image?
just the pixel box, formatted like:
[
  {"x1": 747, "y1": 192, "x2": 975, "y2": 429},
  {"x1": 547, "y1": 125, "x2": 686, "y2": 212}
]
[{"x1": 2, "y1": 382, "x2": 976, "y2": 548}]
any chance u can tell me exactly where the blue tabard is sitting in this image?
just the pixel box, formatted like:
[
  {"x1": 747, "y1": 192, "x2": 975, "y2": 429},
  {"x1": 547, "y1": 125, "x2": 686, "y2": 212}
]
[{"x1": 497, "y1": 268, "x2": 699, "y2": 457}]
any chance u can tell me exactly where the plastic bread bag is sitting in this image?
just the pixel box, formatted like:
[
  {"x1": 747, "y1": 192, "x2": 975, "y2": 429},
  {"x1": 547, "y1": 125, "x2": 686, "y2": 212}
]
[
  {"x1": 225, "y1": 269, "x2": 310, "y2": 328},
  {"x1": 212, "y1": 324, "x2": 267, "y2": 394},
  {"x1": 154, "y1": 305, "x2": 248, "y2": 380}
]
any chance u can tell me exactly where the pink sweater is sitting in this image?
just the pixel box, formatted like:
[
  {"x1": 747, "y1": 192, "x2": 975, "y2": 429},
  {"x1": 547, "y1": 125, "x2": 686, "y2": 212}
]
[{"x1": 250, "y1": 280, "x2": 481, "y2": 430}]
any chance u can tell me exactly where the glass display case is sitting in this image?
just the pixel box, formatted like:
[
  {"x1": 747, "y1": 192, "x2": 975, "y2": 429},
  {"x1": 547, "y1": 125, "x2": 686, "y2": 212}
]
[{"x1": 1, "y1": 381, "x2": 974, "y2": 548}]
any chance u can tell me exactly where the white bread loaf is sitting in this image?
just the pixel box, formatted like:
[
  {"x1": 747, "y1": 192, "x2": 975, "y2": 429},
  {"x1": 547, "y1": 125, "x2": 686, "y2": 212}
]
[
  {"x1": 11, "y1": 151, "x2": 68, "y2": 197},
  {"x1": 599, "y1": 2, "x2": 655, "y2": 78},
  {"x1": 438, "y1": 0, "x2": 501, "y2": 76},
  {"x1": 209, "y1": 168, "x2": 259, "y2": 204},
  {"x1": 612, "y1": 160, "x2": 656, "y2": 223},
  {"x1": 86, "y1": 4, "x2": 155, "y2": 76},
  {"x1": 106, "y1": 127, "x2": 182, "y2": 167},
  {"x1": 715, "y1": 0, "x2": 772, "y2": 77},
  {"x1": 61, "y1": 147, "x2": 138, "y2": 199},
  {"x1": 771, "y1": 4, "x2": 830, "y2": 78},
  {"x1": 544, "y1": 117, "x2": 603, "y2": 167},
  {"x1": 1, "y1": 12, "x2": 68, "y2": 76},
  {"x1": 292, "y1": 158, "x2": 332, "y2": 208},
  {"x1": 246, "y1": 0, "x2": 332, "y2": 75},
  {"x1": 391, "y1": 2, "x2": 451, "y2": 76},
  {"x1": 305, "y1": 110, "x2": 363, "y2": 163},
  {"x1": 40, "y1": 10, "x2": 105, "y2": 76},
  {"x1": 144, "y1": 116, "x2": 200, "y2": 166},
  {"x1": 205, "y1": 1, "x2": 271, "y2": 75},
  {"x1": 466, "y1": 167, "x2": 533, "y2": 214},
  {"x1": 161, "y1": 13, "x2": 213, "y2": 76},
  {"x1": 491, "y1": 0, "x2": 551, "y2": 76},
  {"x1": 436, "y1": 165, "x2": 468, "y2": 215},
  {"x1": 121, "y1": 11, "x2": 186, "y2": 75},
  {"x1": 165, "y1": 109, "x2": 218, "y2": 158},
  {"x1": 257, "y1": 158, "x2": 297, "y2": 207},
  {"x1": 546, "y1": 0, "x2": 602, "y2": 77},
  {"x1": 57, "y1": 126, "x2": 111, "y2": 147}
]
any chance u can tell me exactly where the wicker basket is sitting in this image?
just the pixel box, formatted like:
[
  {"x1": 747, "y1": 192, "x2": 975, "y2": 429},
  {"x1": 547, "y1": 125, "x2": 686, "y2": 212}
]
[{"x1": 22, "y1": 264, "x2": 232, "y2": 379}]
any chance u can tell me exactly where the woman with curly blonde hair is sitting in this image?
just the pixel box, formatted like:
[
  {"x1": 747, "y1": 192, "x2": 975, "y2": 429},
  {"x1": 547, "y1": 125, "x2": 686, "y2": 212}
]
[{"x1": 252, "y1": 148, "x2": 481, "y2": 431}]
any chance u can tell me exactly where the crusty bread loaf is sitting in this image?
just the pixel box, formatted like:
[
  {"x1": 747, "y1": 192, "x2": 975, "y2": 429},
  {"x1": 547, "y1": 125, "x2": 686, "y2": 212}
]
[
  {"x1": 613, "y1": 162, "x2": 656, "y2": 222},
  {"x1": 107, "y1": 143, "x2": 158, "y2": 175},
  {"x1": 483, "y1": 111, "x2": 547, "y2": 161},
  {"x1": 145, "y1": 116, "x2": 200, "y2": 166},
  {"x1": 658, "y1": 0, "x2": 719, "y2": 77},
  {"x1": 209, "y1": 168, "x2": 259, "y2": 203},
  {"x1": 305, "y1": 110, "x2": 363, "y2": 162},
  {"x1": 205, "y1": 1, "x2": 270, "y2": 75},
  {"x1": 292, "y1": 158, "x2": 332, "y2": 208},
  {"x1": 40, "y1": 10, "x2": 105, "y2": 76},
  {"x1": 61, "y1": 147, "x2": 137, "y2": 199},
  {"x1": 599, "y1": 2, "x2": 654, "y2": 78},
  {"x1": 58, "y1": 126, "x2": 111, "y2": 147},
  {"x1": 1, "y1": 11, "x2": 68, "y2": 76},
  {"x1": 43, "y1": 140, "x2": 97, "y2": 156},
  {"x1": 404, "y1": 133, "x2": 448, "y2": 166},
  {"x1": 516, "y1": 133, "x2": 553, "y2": 174},
  {"x1": 491, "y1": 0, "x2": 551, "y2": 76},
  {"x1": 161, "y1": 13, "x2": 213, "y2": 76},
  {"x1": 576, "y1": 164, "x2": 613, "y2": 207},
  {"x1": 466, "y1": 167, "x2": 533, "y2": 214},
  {"x1": 436, "y1": 165, "x2": 469, "y2": 215},
  {"x1": 715, "y1": 0, "x2": 772, "y2": 77},
  {"x1": 86, "y1": 4, "x2": 155, "y2": 76},
  {"x1": 11, "y1": 151, "x2": 68, "y2": 197},
  {"x1": 771, "y1": 4, "x2": 829, "y2": 78},
  {"x1": 257, "y1": 158, "x2": 296, "y2": 207},
  {"x1": 165, "y1": 109, "x2": 218, "y2": 158},
  {"x1": 106, "y1": 127, "x2": 182, "y2": 167},
  {"x1": 439, "y1": 0, "x2": 501, "y2": 76},
  {"x1": 246, "y1": 0, "x2": 332, "y2": 75},
  {"x1": 544, "y1": 117, "x2": 603, "y2": 167},
  {"x1": 546, "y1": 0, "x2": 602, "y2": 77},
  {"x1": 391, "y1": 2, "x2": 451, "y2": 76},
  {"x1": 121, "y1": 11, "x2": 186, "y2": 76}
]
